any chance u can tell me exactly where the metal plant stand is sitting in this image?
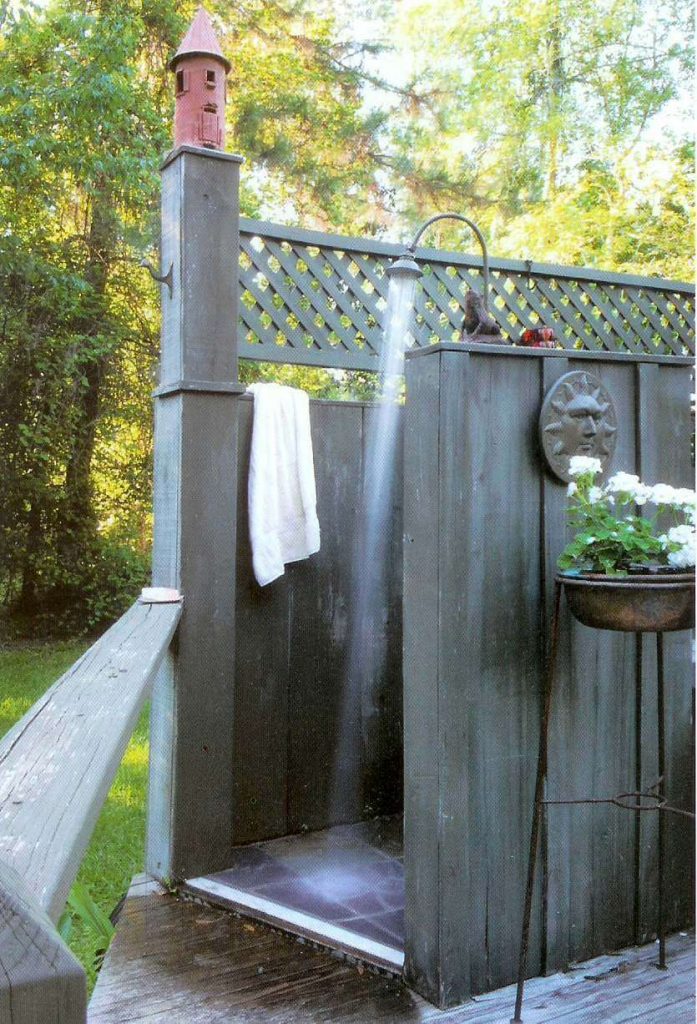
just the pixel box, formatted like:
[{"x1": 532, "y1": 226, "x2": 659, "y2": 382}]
[{"x1": 512, "y1": 576, "x2": 695, "y2": 1024}]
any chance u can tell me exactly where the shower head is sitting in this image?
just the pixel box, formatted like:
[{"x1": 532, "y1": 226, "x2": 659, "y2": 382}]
[{"x1": 386, "y1": 250, "x2": 422, "y2": 279}]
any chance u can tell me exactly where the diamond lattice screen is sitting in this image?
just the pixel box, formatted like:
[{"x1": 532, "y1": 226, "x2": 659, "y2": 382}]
[{"x1": 238, "y1": 221, "x2": 695, "y2": 371}]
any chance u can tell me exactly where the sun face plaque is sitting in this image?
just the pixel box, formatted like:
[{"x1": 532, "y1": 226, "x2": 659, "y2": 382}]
[{"x1": 539, "y1": 371, "x2": 617, "y2": 483}]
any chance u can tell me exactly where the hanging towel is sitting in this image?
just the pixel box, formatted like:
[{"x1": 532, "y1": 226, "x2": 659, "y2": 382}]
[{"x1": 247, "y1": 383, "x2": 320, "y2": 586}]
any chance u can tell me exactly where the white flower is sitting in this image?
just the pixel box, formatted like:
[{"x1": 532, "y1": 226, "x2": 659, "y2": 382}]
[
  {"x1": 664, "y1": 525, "x2": 697, "y2": 569},
  {"x1": 567, "y1": 482, "x2": 578, "y2": 497},
  {"x1": 668, "y1": 546, "x2": 696, "y2": 569},
  {"x1": 584, "y1": 536, "x2": 596, "y2": 544},
  {"x1": 568, "y1": 455, "x2": 602, "y2": 477},
  {"x1": 588, "y1": 486, "x2": 603, "y2": 504},
  {"x1": 673, "y1": 487, "x2": 696, "y2": 507},
  {"x1": 649, "y1": 483, "x2": 678, "y2": 506},
  {"x1": 667, "y1": 524, "x2": 695, "y2": 547},
  {"x1": 605, "y1": 472, "x2": 651, "y2": 504},
  {"x1": 606, "y1": 472, "x2": 641, "y2": 493}
]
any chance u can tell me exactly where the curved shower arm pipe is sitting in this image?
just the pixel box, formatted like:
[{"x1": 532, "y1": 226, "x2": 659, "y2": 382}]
[{"x1": 407, "y1": 212, "x2": 490, "y2": 311}]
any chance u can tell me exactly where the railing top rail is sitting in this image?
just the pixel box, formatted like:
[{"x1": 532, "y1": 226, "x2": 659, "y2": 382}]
[
  {"x1": 239, "y1": 217, "x2": 695, "y2": 296},
  {"x1": 0, "y1": 598, "x2": 181, "y2": 923}
]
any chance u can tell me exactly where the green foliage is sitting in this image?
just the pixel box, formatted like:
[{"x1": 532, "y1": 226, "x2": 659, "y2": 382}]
[
  {"x1": 558, "y1": 466, "x2": 695, "y2": 575},
  {"x1": 386, "y1": 0, "x2": 694, "y2": 278},
  {"x1": 0, "y1": 639, "x2": 88, "y2": 737},
  {"x1": 239, "y1": 359, "x2": 382, "y2": 401},
  {"x1": 57, "y1": 883, "x2": 115, "y2": 971},
  {"x1": 4, "y1": 533, "x2": 150, "y2": 638},
  {"x1": 0, "y1": 0, "x2": 692, "y2": 636}
]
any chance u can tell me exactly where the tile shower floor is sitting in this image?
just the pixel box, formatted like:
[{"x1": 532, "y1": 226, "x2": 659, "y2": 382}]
[{"x1": 185, "y1": 815, "x2": 404, "y2": 971}]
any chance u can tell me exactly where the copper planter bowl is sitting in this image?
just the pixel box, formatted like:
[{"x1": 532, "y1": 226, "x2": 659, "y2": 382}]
[{"x1": 559, "y1": 571, "x2": 695, "y2": 633}]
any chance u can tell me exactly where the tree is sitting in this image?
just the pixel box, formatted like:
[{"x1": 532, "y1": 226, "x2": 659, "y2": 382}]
[
  {"x1": 379, "y1": 0, "x2": 694, "y2": 276},
  {"x1": 0, "y1": 0, "x2": 692, "y2": 634},
  {"x1": 0, "y1": 0, "x2": 386, "y2": 632}
]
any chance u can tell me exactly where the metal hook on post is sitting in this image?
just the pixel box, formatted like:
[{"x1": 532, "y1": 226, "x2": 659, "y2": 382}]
[{"x1": 140, "y1": 259, "x2": 173, "y2": 297}]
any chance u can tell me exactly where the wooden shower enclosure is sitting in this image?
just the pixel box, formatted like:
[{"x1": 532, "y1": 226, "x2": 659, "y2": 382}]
[{"x1": 146, "y1": 144, "x2": 694, "y2": 1007}]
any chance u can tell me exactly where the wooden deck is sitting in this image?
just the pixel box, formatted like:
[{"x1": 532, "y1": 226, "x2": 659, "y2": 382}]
[{"x1": 89, "y1": 879, "x2": 694, "y2": 1023}]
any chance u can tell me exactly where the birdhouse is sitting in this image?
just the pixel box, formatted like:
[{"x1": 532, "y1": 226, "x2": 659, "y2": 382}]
[{"x1": 170, "y1": 7, "x2": 231, "y2": 151}]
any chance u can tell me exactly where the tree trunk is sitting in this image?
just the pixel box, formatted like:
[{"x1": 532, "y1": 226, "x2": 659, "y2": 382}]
[
  {"x1": 61, "y1": 186, "x2": 117, "y2": 552},
  {"x1": 546, "y1": 8, "x2": 563, "y2": 198}
]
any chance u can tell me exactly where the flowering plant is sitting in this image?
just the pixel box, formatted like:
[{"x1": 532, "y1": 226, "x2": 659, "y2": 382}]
[{"x1": 558, "y1": 456, "x2": 696, "y2": 576}]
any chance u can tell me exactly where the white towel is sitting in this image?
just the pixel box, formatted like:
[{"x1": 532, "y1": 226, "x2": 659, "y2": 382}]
[{"x1": 247, "y1": 383, "x2": 320, "y2": 586}]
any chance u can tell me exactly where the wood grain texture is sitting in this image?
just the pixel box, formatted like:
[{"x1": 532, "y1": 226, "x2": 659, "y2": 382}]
[
  {"x1": 546, "y1": 359, "x2": 638, "y2": 968},
  {"x1": 0, "y1": 860, "x2": 86, "y2": 1024},
  {"x1": 161, "y1": 149, "x2": 241, "y2": 384},
  {"x1": 539, "y1": 355, "x2": 572, "y2": 971},
  {"x1": 148, "y1": 145, "x2": 242, "y2": 882},
  {"x1": 403, "y1": 351, "x2": 441, "y2": 1004},
  {"x1": 403, "y1": 347, "x2": 693, "y2": 1005},
  {"x1": 287, "y1": 401, "x2": 364, "y2": 832},
  {"x1": 231, "y1": 397, "x2": 290, "y2": 843},
  {"x1": 404, "y1": 349, "x2": 544, "y2": 1006},
  {"x1": 87, "y1": 886, "x2": 694, "y2": 1024},
  {"x1": 0, "y1": 600, "x2": 180, "y2": 922},
  {"x1": 230, "y1": 398, "x2": 403, "y2": 843},
  {"x1": 635, "y1": 363, "x2": 695, "y2": 937},
  {"x1": 634, "y1": 362, "x2": 660, "y2": 942}
]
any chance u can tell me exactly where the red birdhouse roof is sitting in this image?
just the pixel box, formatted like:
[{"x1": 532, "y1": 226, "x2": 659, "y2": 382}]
[{"x1": 169, "y1": 6, "x2": 231, "y2": 72}]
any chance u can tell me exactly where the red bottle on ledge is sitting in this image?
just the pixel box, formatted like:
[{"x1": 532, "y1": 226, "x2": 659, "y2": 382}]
[{"x1": 520, "y1": 326, "x2": 557, "y2": 348}]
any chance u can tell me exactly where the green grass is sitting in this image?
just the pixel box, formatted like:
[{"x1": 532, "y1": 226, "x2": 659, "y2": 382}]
[{"x1": 0, "y1": 640, "x2": 150, "y2": 993}]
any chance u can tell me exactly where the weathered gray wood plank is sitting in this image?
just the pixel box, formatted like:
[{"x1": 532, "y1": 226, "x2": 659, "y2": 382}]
[
  {"x1": 359, "y1": 403, "x2": 403, "y2": 821},
  {"x1": 228, "y1": 398, "x2": 403, "y2": 843},
  {"x1": 231, "y1": 397, "x2": 290, "y2": 842},
  {"x1": 404, "y1": 346, "x2": 692, "y2": 1004},
  {"x1": 634, "y1": 362, "x2": 694, "y2": 940},
  {"x1": 0, "y1": 860, "x2": 86, "y2": 1024},
  {"x1": 443, "y1": 351, "x2": 543, "y2": 997},
  {"x1": 539, "y1": 354, "x2": 572, "y2": 971},
  {"x1": 87, "y1": 885, "x2": 695, "y2": 1024},
  {"x1": 634, "y1": 361, "x2": 660, "y2": 941},
  {"x1": 651, "y1": 366, "x2": 694, "y2": 931},
  {"x1": 287, "y1": 402, "x2": 365, "y2": 831},
  {"x1": 405, "y1": 347, "x2": 545, "y2": 1006},
  {"x1": 0, "y1": 600, "x2": 180, "y2": 922},
  {"x1": 545, "y1": 361, "x2": 638, "y2": 967},
  {"x1": 403, "y1": 350, "x2": 442, "y2": 1004}
]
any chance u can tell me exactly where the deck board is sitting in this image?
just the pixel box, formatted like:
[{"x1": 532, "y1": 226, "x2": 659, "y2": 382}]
[{"x1": 88, "y1": 883, "x2": 694, "y2": 1024}]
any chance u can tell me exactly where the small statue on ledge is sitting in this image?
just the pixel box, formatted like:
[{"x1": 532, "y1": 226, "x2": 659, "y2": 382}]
[{"x1": 462, "y1": 289, "x2": 508, "y2": 344}]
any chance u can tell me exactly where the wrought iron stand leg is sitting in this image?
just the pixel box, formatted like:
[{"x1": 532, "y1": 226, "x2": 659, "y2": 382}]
[
  {"x1": 511, "y1": 580, "x2": 563, "y2": 1024},
  {"x1": 656, "y1": 631, "x2": 666, "y2": 970}
]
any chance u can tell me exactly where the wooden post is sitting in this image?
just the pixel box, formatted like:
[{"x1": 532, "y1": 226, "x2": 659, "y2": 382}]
[{"x1": 146, "y1": 144, "x2": 245, "y2": 883}]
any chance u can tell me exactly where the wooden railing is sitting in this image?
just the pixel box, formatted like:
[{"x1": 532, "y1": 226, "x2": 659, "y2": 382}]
[{"x1": 0, "y1": 598, "x2": 182, "y2": 1024}]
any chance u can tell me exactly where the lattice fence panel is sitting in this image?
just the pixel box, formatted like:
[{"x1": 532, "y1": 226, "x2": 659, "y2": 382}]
[{"x1": 238, "y1": 222, "x2": 694, "y2": 370}]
